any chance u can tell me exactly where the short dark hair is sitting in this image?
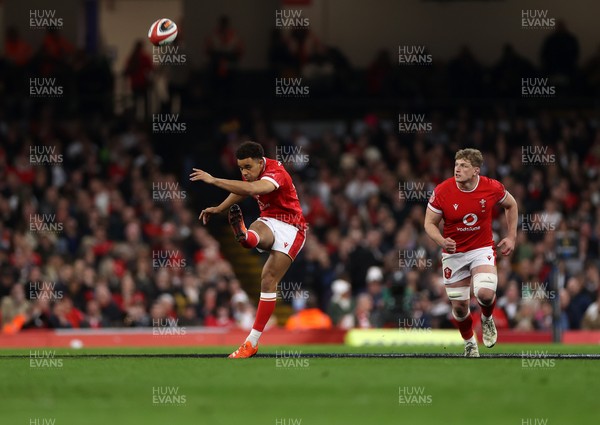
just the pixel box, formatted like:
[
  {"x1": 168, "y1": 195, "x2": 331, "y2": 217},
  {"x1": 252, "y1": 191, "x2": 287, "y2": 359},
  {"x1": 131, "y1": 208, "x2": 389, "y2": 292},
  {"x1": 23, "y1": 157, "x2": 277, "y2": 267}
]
[{"x1": 236, "y1": 141, "x2": 264, "y2": 160}]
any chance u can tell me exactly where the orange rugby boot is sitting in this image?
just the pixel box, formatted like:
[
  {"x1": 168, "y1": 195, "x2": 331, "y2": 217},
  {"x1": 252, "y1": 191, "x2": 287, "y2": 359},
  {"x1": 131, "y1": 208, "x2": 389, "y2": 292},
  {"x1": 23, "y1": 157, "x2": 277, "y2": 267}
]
[
  {"x1": 228, "y1": 204, "x2": 248, "y2": 242},
  {"x1": 228, "y1": 341, "x2": 259, "y2": 359}
]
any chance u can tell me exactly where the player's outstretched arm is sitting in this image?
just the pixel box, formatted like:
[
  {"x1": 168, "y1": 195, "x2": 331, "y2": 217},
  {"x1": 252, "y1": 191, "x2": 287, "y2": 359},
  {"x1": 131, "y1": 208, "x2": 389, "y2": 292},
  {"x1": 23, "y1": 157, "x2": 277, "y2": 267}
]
[
  {"x1": 198, "y1": 193, "x2": 246, "y2": 225},
  {"x1": 189, "y1": 168, "x2": 276, "y2": 196},
  {"x1": 424, "y1": 207, "x2": 456, "y2": 253},
  {"x1": 498, "y1": 192, "x2": 518, "y2": 256}
]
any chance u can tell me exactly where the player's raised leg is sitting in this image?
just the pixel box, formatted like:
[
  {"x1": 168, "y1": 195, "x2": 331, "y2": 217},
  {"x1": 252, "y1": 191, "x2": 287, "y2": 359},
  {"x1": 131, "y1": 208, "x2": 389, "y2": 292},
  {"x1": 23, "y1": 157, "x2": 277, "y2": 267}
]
[
  {"x1": 472, "y1": 265, "x2": 498, "y2": 348},
  {"x1": 229, "y1": 250, "x2": 292, "y2": 358},
  {"x1": 446, "y1": 278, "x2": 479, "y2": 357}
]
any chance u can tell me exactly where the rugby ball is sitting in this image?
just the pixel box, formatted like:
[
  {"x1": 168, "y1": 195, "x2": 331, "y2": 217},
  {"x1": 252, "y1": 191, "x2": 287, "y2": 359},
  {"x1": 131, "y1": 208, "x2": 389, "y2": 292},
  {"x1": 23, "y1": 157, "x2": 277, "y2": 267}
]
[{"x1": 148, "y1": 18, "x2": 178, "y2": 46}]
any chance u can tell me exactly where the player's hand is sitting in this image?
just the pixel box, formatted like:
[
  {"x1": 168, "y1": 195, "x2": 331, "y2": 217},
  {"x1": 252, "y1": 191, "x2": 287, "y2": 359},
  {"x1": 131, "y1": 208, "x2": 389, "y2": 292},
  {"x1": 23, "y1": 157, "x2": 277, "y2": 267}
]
[
  {"x1": 189, "y1": 168, "x2": 216, "y2": 184},
  {"x1": 199, "y1": 207, "x2": 221, "y2": 225},
  {"x1": 441, "y1": 238, "x2": 456, "y2": 254},
  {"x1": 498, "y1": 237, "x2": 515, "y2": 256}
]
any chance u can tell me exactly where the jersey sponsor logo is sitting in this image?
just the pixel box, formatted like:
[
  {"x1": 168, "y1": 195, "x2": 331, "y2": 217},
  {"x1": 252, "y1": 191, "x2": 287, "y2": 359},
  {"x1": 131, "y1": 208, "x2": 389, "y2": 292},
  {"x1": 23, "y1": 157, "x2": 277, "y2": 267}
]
[
  {"x1": 462, "y1": 213, "x2": 478, "y2": 226},
  {"x1": 453, "y1": 203, "x2": 458, "y2": 210},
  {"x1": 456, "y1": 213, "x2": 480, "y2": 232},
  {"x1": 444, "y1": 267, "x2": 452, "y2": 279}
]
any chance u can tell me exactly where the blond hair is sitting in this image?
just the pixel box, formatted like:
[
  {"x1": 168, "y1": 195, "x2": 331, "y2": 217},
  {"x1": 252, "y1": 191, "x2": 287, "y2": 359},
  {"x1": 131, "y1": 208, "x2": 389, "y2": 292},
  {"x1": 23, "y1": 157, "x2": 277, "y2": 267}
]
[{"x1": 455, "y1": 148, "x2": 483, "y2": 168}]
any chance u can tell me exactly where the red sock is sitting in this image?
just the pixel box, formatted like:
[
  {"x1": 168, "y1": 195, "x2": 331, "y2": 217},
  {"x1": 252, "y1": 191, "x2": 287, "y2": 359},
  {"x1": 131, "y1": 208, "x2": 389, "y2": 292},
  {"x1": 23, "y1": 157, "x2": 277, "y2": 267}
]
[
  {"x1": 480, "y1": 297, "x2": 496, "y2": 318},
  {"x1": 240, "y1": 230, "x2": 259, "y2": 249},
  {"x1": 452, "y1": 311, "x2": 474, "y2": 340},
  {"x1": 252, "y1": 292, "x2": 277, "y2": 332}
]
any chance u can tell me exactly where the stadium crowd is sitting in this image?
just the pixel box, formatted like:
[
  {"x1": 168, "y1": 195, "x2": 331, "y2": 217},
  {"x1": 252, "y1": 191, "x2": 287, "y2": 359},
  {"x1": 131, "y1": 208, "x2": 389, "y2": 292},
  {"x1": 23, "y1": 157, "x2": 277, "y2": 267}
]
[{"x1": 1, "y1": 23, "x2": 600, "y2": 335}]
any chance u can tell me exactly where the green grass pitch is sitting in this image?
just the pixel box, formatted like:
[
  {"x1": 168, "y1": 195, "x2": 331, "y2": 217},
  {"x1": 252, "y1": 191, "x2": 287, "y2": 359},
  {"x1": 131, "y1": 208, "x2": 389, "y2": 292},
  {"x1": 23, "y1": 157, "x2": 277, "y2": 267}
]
[{"x1": 1, "y1": 344, "x2": 599, "y2": 425}]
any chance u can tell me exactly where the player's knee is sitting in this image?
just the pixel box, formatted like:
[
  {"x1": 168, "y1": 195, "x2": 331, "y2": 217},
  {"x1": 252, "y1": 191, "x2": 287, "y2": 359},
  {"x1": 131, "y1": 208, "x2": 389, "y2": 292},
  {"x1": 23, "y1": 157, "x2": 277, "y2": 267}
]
[
  {"x1": 452, "y1": 304, "x2": 470, "y2": 320},
  {"x1": 473, "y1": 273, "x2": 497, "y2": 306}
]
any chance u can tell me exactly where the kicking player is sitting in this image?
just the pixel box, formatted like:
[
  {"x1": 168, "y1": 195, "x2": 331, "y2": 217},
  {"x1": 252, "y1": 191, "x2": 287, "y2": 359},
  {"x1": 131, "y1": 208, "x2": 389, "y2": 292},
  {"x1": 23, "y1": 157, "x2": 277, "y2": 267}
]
[
  {"x1": 190, "y1": 141, "x2": 307, "y2": 358},
  {"x1": 424, "y1": 148, "x2": 518, "y2": 357}
]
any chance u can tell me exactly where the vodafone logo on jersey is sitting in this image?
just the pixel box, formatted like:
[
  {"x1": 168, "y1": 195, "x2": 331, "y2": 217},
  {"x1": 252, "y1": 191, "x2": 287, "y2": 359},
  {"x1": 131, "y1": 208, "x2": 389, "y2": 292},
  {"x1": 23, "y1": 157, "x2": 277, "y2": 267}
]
[
  {"x1": 462, "y1": 213, "x2": 478, "y2": 226},
  {"x1": 456, "y1": 213, "x2": 481, "y2": 232}
]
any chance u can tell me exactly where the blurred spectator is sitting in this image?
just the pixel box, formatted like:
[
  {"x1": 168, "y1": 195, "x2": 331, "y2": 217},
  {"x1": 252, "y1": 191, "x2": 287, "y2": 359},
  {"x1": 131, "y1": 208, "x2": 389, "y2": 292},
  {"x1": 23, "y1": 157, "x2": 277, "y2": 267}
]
[
  {"x1": 366, "y1": 50, "x2": 393, "y2": 96},
  {"x1": 95, "y1": 284, "x2": 123, "y2": 326},
  {"x1": 583, "y1": 44, "x2": 600, "y2": 95},
  {"x1": 541, "y1": 20, "x2": 579, "y2": 85},
  {"x1": 364, "y1": 266, "x2": 394, "y2": 327},
  {"x1": 354, "y1": 293, "x2": 374, "y2": 328},
  {"x1": 285, "y1": 293, "x2": 332, "y2": 330},
  {"x1": 1, "y1": 283, "x2": 29, "y2": 333},
  {"x1": 4, "y1": 26, "x2": 32, "y2": 67},
  {"x1": 327, "y1": 279, "x2": 354, "y2": 329},
  {"x1": 124, "y1": 40, "x2": 154, "y2": 118},
  {"x1": 268, "y1": 29, "x2": 296, "y2": 77},
  {"x1": 205, "y1": 15, "x2": 244, "y2": 96},
  {"x1": 565, "y1": 276, "x2": 593, "y2": 329},
  {"x1": 491, "y1": 44, "x2": 536, "y2": 97},
  {"x1": 81, "y1": 299, "x2": 109, "y2": 328},
  {"x1": 287, "y1": 27, "x2": 320, "y2": 72},
  {"x1": 446, "y1": 46, "x2": 484, "y2": 97},
  {"x1": 206, "y1": 305, "x2": 235, "y2": 327}
]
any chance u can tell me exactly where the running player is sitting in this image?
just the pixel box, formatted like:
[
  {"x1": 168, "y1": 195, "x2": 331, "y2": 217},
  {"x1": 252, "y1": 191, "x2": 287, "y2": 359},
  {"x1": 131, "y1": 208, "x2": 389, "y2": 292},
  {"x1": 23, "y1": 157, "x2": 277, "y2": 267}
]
[
  {"x1": 190, "y1": 141, "x2": 307, "y2": 358},
  {"x1": 424, "y1": 148, "x2": 518, "y2": 357}
]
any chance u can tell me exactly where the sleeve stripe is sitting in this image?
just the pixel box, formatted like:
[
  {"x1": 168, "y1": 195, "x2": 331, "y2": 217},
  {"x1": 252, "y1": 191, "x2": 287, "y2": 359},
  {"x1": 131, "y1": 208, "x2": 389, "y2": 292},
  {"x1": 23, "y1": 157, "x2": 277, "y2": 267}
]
[
  {"x1": 261, "y1": 176, "x2": 279, "y2": 189},
  {"x1": 497, "y1": 191, "x2": 508, "y2": 205},
  {"x1": 427, "y1": 204, "x2": 442, "y2": 214}
]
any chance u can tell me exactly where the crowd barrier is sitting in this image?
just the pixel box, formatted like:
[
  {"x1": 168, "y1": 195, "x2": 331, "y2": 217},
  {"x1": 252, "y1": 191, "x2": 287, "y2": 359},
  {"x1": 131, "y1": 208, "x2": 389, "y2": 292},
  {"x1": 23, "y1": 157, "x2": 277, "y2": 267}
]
[{"x1": 1, "y1": 328, "x2": 599, "y2": 348}]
